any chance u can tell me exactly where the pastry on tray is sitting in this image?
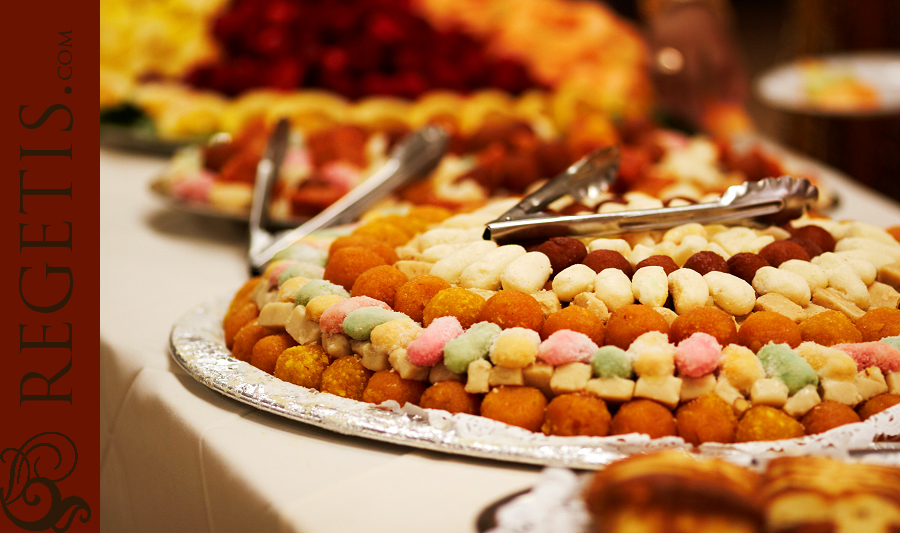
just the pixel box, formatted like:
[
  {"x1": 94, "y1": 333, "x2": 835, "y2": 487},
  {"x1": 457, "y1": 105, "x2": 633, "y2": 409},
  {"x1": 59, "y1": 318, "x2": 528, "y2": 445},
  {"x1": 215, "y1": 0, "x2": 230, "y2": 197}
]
[{"x1": 579, "y1": 451, "x2": 900, "y2": 533}]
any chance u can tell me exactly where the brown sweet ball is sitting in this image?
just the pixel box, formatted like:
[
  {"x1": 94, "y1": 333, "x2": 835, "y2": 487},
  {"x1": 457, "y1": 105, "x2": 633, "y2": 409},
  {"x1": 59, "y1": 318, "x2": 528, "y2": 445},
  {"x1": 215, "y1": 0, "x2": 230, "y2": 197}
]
[
  {"x1": 480, "y1": 385, "x2": 548, "y2": 432},
  {"x1": 735, "y1": 311, "x2": 802, "y2": 352},
  {"x1": 609, "y1": 399, "x2": 677, "y2": 439},
  {"x1": 327, "y1": 234, "x2": 399, "y2": 265},
  {"x1": 422, "y1": 287, "x2": 486, "y2": 329},
  {"x1": 786, "y1": 223, "x2": 836, "y2": 253},
  {"x1": 856, "y1": 393, "x2": 900, "y2": 420},
  {"x1": 350, "y1": 265, "x2": 409, "y2": 307},
  {"x1": 683, "y1": 251, "x2": 729, "y2": 276},
  {"x1": 419, "y1": 380, "x2": 481, "y2": 415},
  {"x1": 800, "y1": 400, "x2": 861, "y2": 435},
  {"x1": 223, "y1": 301, "x2": 259, "y2": 350},
  {"x1": 537, "y1": 237, "x2": 588, "y2": 277},
  {"x1": 605, "y1": 304, "x2": 670, "y2": 350},
  {"x1": 231, "y1": 319, "x2": 275, "y2": 363},
  {"x1": 758, "y1": 240, "x2": 810, "y2": 268},
  {"x1": 541, "y1": 305, "x2": 605, "y2": 345},
  {"x1": 668, "y1": 307, "x2": 737, "y2": 347},
  {"x1": 351, "y1": 219, "x2": 411, "y2": 248},
  {"x1": 734, "y1": 405, "x2": 805, "y2": 442},
  {"x1": 726, "y1": 252, "x2": 770, "y2": 285},
  {"x1": 323, "y1": 246, "x2": 387, "y2": 291},
  {"x1": 635, "y1": 255, "x2": 679, "y2": 276},
  {"x1": 799, "y1": 310, "x2": 862, "y2": 346},
  {"x1": 252, "y1": 332, "x2": 298, "y2": 375},
  {"x1": 477, "y1": 290, "x2": 545, "y2": 332},
  {"x1": 786, "y1": 236, "x2": 823, "y2": 259},
  {"x1": 855, "y1": 307, "x2": 900, "y2": 341},
  {"x1": 393, "y1": 275, "x2": 452, "y2": 324},
  {"x1": 675, "y1": 393, "x2": 738, "y2": 445},
  {"x1": 582, "y1": 249, "x2": 634, "y2": 278},
  {"x1": 361, "y1": 370, "x2": 428, "y2": 407},
  {"x1": 541, "y1": 393, "x2": 611, "y2": 437},
  {"x1": 273, "y1": 344, "x2": 330, "y2": 389},
  {"x1": 319, "y1": 356, "x2": 373, "y2": 401}
]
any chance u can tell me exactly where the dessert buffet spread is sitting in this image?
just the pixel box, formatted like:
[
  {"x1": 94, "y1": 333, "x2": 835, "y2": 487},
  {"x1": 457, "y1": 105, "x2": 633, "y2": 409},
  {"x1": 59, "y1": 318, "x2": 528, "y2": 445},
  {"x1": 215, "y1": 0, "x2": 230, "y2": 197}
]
[
  {"x1": 213, "y1": 179, "x2": 900, "y2": 449},
  {"x1": 485, "y1": 451, "x2": 900, "y2": 533},
  {"x1": 101, "y1": 0, "x2": 656, "y2": 143}
]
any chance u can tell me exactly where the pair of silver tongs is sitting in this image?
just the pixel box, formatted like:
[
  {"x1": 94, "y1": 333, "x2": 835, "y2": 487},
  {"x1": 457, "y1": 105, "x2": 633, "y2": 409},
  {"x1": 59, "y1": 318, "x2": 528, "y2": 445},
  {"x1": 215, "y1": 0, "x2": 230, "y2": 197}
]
[
  {"x1": 484, "y1": 147, "x2": 819, "y2": 244},
  {"x1": 248, "y1": 119, "x2": 450, "y2": 275}
]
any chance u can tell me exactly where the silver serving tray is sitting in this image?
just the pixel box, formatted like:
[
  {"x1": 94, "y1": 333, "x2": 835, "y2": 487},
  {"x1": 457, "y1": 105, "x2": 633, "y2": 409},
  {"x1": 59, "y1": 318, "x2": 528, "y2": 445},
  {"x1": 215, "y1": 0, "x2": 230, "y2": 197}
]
[{"x1": 170, "y1": 294, "x2": 900, "y2": 470}]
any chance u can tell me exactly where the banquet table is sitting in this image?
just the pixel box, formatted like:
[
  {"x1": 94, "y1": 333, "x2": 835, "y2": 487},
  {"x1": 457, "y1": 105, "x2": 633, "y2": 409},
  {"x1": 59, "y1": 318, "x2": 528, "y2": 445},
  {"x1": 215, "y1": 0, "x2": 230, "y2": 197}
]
[{"x1": 100, "y1": 143, "x2": 900, "y2": 533}]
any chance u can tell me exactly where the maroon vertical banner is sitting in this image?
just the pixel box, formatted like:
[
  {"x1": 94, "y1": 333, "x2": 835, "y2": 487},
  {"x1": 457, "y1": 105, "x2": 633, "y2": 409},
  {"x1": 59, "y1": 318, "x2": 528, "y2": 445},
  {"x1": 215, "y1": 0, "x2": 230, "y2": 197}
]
[{"x1": 0, "y1": 0, "x2": 99, "y2": 532}]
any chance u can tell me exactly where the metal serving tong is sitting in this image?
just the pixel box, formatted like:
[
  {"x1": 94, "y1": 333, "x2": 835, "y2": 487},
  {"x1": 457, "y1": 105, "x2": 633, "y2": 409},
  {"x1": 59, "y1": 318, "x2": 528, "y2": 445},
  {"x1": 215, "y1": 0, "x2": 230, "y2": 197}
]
[
  {"x1": 248, "y1": 120, "x2": 450, "y2": 275},
  {"x1": 485, "y1": 175, "x2": 819, "y2": 244}
]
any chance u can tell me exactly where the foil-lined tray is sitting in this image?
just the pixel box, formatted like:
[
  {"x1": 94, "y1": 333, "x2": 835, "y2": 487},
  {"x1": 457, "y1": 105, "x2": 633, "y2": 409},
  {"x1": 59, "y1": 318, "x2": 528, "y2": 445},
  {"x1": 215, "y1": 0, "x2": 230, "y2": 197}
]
[{"x1": 170, "y1": 294, "x2": 900, "y2": 470}]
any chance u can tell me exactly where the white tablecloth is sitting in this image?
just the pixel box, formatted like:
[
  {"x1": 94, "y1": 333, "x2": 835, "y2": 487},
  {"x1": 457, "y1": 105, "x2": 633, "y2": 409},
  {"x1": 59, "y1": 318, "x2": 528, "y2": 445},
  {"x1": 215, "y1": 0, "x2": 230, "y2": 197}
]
[{"x1": 99, "y1": 146, "x2": 900, "y2": 533}]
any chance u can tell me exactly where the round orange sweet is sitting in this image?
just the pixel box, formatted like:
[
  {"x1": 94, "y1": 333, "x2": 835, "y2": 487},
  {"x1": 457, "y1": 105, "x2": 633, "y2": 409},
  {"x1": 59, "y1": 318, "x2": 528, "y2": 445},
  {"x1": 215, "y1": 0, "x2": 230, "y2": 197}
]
[
  {"x1": 735, "y1": 311, "x2": 801, "y2": 352},
  {"x1": 320, "y1": 356, "x2": 373, "y2": 401},
  {"x1": 422, "y1": 287, "x2": 486, "y2": 329},
  {"x1": 541, "y1": 393, "x2": 611, "y2": 437},
  {"x1": 480, "y1": 386, "x2": 548, "y2": 432},
  {"x1": 477, "y1": 290, "x2": 545, "y2": 332},
  {"x1": 856, "y1": 393, "x2": 900, "y2": 420},
  {"x1": 541, "y1": 305, "x2": 605, "y2": 345},
  {"x1": 604, "y1": 304, "x2": 669, "y2": 350},
  {"x1": 668, "y1": 307, "x2": 737, "y2": 347},
  {"x1": 351, "y1": 220, "x2": 411, "y2": 247},
  {"x1": 734, "y1": 405, "x2": 804, "y2": 442},
  {"x1": 273, "y1": 344, "x2": 330, "y2": 389},
  {"x1": 323, "y1": 246, "x2": 387, "y2": 291},
  {"x1": 393, "y1": 275, "x2": 451, "y2": 324},
  {"x1": 328, "y1": 234, "x2": 399, "y2": 265},
  {"x1": 350, "y1": 265, "x2": 409, "y2": 307},
  {"x1": 675, "y1": 393, "x2": 738, "y2": 445},
  {"x1": 251, "y1": 332, "x2": 298, "y2": 375},
  {"x1": 855, "y1": 307, "x2": 900, "y2": 341},
  {"x1": 419, "y1": 380, "x2": 481, "y2": 415},
  {"x1": 609, "y1": 399, "x2": 676, "y2": 439},
  {"x1": 231, "y1": 319, "x2": 274, "y2": 363},
  {"x1": 223, "y1": 300, "x2": 259, "y2": 350},
  {"x1": 801, "y1": 400, "x2": 861, "y2": 435},
  {"x1": 799, "y1": 310, "x2": 862, "y2": 346},
  {"x1": 362, "y1": 370, "x2": 428, "y2": 407}
]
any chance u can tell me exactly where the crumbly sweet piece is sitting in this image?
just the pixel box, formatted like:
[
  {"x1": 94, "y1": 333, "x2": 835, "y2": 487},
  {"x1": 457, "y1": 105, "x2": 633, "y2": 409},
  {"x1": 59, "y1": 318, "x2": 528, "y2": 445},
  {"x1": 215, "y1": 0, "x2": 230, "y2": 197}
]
[
  {"x1": 856, "y1": 307, "x2": 900, "y2": 341},
  {"x1": 674, "y1": 333, "x2": 722, "y2": 378},
  {"x1": 319, "y1": 296, "x2": 391, "y2": 334},
  {"x1": 757, "y1": 343, "x2": 818, "y2": 395},
  {"x1": 719, "y1": 344, "x2": 765, "y2": 395},
  {"x1": 800, "y1": 400, "x2": 861, "y2": 435},
  {"x1": 541, "y1": 393, "x2": 611, "y2": 436},
  {"x1": 480, "y1": 385, "x2": 547, "y2": 432},
  {"x1": 477, "y1": 290, "x2": 545, "y2": 331},
  {"x1": 735, "y1": 405, "x2": 804, "y2": 442},
  {"x1": 361, "y1": 369, "x2": 428, "y2": 406},
  {"x1": 832, "y1": 341, "x2": 900, "y2": 373},
  {"x1": 605, "y1": 304, "x2": 670, "y2": 350},
  {"x1": 224, "y1": 300, "x2": 259, "y2": 350},
  {"x1": 609, "y1": 399, "x2": 677, "y2": 438},
  {"x1": 323, "y1": 246, "x2": 387, "y2": 291},
  {"x1": 856, "y1": 393, "x2": 900, "y2": 420},
  {"x1": 419, "y1": 380, "x2": 480, "y2": 415},
  {"x1": 669, "y1": 306, "x2": 737, "y2": 347},
  {"x1": 406, "y1": 315, "x2": 463, "y2": 366},
  {"x1": 273, "y1": 344, "x2": 330, "y2": 389},
  {"x1": 675, "y1": 393, "x2": 738, "y2": 445},
  {"x1": 422, "y1": 286, "x2": 486, "y2": 329},
  {"x1": 320, "y1": 356, "x2": 372, "y2": 400},
  {"x1": 328, "y1": 234, "x2": 400, "y2": 265},
  {"x1": 350, "y1": 265, "x2": 409, "y2": 307},
  {"x1": 392, "y1": 275, "x2": 451, "y2": 324},
  {"x1": 489, "y1": 327, "x2": 541, "y2": 368},
  {"x1": 538, "y1": 330, "x2": 599, "y2": 366},
  {"x1": 231, "y1": 319, "x2": 274, "y2": 363},
  {"x1": 251, "y1": 332, "x2": 297, "y2": 374},
  {"x1": 442, "y1": 321, "x2": 501, "y2": 374},
  {"x1": 341, "y1": 307, "x2": 406, "y2": 341},
  {"x1": 735, "y1": 311, "x2": 802, "y2": 352},
  {"x1": 799, "y1": 310, "x2": 862, "y2": 346},
  {"x1": 541, "y1": 305, "x2": 605, "y2": 346}
]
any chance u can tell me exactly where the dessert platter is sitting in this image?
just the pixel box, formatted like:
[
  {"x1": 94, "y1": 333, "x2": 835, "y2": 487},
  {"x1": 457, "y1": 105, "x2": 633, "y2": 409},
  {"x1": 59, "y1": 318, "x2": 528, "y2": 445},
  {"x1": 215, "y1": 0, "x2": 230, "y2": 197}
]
[
  {"x1": 756, "y1": 52, "x2": 900, "y2": 116},
  {"x1": 152, "y1": 0, "x2": 899, "y2": 475}
]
